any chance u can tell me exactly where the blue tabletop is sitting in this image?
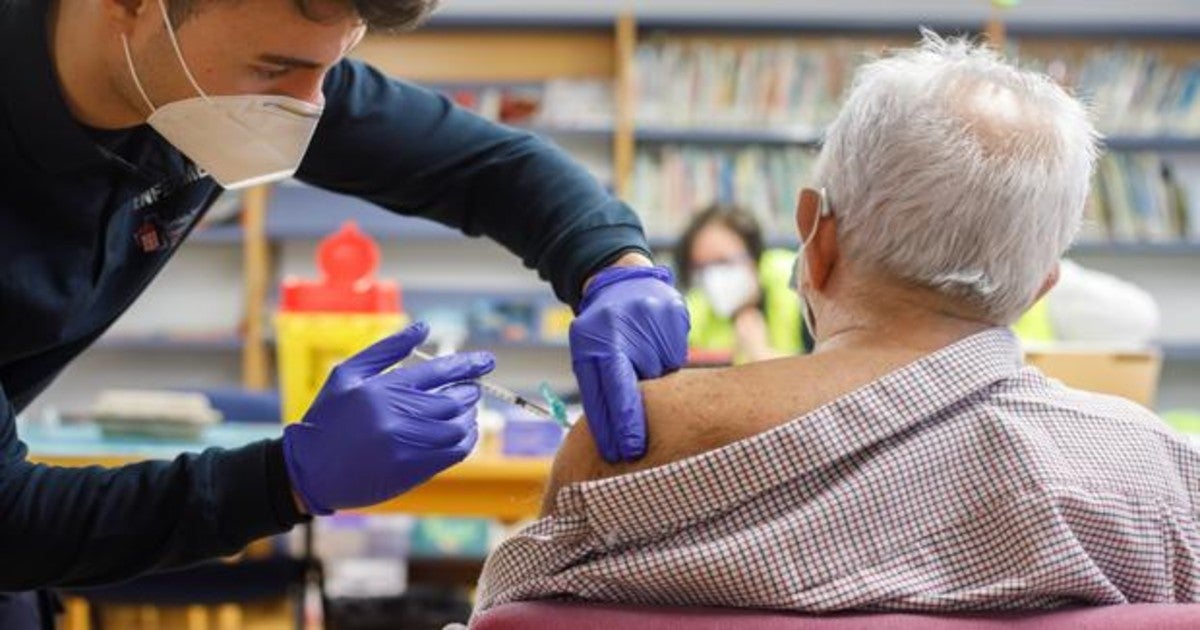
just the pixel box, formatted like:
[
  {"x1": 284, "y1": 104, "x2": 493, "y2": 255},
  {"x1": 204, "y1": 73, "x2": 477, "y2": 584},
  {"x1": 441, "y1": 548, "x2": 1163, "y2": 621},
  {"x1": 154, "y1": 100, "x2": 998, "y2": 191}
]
[{"x1": 21, "y1": 422, "x2": 282, "y2": 459}]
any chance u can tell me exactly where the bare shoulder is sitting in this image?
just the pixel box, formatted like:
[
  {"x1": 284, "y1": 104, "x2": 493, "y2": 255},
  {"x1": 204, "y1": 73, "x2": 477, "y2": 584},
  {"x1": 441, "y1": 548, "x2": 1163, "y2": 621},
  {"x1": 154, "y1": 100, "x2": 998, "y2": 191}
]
[
  {"x1": 539, "y1": 346, "x2": 932, "y2": 516},
  {"x1": 541, "y1": 356, "x2": 829, "y2": 515}
]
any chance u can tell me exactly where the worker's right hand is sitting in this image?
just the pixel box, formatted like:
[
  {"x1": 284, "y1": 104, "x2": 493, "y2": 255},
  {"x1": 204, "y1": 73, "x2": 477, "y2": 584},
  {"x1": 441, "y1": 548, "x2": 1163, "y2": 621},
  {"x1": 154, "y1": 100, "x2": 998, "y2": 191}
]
[{"x1": 282, "y1": 322, "x2": 495, "y2": 515}]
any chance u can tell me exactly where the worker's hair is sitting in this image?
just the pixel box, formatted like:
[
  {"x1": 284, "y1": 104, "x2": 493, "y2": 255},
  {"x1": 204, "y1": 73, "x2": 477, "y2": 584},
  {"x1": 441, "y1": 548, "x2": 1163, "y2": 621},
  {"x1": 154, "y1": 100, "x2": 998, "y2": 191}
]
[
  {"x1": 675, "y1": 203, "x2": 765, "y2": 291},
  {"x1": 814, "y1": 31, "x2": 1098, "y2": 324},
  {"x1": 166, "y1": 0, "x2": 438, "y2": 31}
]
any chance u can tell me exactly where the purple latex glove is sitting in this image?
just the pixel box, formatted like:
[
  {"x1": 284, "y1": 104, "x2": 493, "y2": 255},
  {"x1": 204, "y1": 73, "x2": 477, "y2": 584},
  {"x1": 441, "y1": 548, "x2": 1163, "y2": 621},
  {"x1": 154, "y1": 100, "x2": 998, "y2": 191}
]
[
  {"x1": 283, "y1": 322, "x2": 495, "y2": 515},
  {"x1": 570, "y1": 265, "x2": 690, "y2": 462}
]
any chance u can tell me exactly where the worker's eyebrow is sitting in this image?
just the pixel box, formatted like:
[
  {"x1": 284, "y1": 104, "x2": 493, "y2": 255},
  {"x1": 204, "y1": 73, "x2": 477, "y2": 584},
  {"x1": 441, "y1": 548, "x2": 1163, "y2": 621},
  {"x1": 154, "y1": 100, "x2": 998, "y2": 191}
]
[{"x1": 257, "y1": 53, "x2": 323, "y2": 69}]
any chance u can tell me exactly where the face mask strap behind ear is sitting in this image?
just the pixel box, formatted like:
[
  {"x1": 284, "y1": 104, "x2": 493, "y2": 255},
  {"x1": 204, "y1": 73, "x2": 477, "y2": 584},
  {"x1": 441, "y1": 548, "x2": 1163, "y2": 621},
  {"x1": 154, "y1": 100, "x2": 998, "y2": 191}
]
[
  {"x1": 798, "y1": 187, "x2": 832, "y2": 346},
  {"x1": 121, "y1": 35, "x2": 157, "y2": 115},
  {"x1": 801, "y1": 187, "x2": 831, "y2": 249},
  {"x1": 154, "y1": 0, "x2": 211, "y2": 102}
]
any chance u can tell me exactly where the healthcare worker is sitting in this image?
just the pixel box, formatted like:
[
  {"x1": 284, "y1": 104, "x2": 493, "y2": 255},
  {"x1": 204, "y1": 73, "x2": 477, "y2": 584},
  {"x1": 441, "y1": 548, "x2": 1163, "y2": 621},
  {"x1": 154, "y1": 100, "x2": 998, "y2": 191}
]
[
  {"x1": 0, "y1": 0, "x2": 688, "y2": 624},
  {"x1": 676, "y1": 204, "x2": 805, "y2": 363}
]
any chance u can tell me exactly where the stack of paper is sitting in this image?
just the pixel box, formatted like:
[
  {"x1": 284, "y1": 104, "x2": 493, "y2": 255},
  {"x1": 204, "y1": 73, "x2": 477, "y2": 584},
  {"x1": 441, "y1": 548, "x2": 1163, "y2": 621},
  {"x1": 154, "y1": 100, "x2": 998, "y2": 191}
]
[{"x1": 92, "y1": 390, "x2": 222, "y2": 440}]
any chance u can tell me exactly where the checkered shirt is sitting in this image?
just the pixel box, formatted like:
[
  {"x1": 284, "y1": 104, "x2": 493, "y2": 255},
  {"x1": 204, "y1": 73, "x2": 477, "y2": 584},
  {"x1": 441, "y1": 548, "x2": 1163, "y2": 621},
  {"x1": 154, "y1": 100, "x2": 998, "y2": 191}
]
[{"x1": 474, "y1": 328, "x2": 1200, "y2": 619}]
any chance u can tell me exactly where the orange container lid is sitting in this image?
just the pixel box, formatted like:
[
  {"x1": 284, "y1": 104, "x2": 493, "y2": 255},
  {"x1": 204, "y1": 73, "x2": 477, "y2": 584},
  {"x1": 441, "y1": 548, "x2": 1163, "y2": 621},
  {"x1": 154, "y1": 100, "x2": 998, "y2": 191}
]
[{"x1": 280, "y1": 221, "x2": 401, "y2": 313}]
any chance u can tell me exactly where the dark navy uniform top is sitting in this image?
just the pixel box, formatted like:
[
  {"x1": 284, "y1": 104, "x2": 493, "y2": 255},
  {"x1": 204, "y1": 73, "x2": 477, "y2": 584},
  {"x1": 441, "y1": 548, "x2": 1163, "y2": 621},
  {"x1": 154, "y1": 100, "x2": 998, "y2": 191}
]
[{"x1": 0, "y1": 0, "x2": 649, "y2": 591}]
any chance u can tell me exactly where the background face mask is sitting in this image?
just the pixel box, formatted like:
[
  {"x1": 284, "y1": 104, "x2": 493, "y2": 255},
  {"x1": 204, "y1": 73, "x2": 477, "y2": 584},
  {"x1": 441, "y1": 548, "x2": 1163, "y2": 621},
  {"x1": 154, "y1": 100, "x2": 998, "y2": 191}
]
[
  {"x1": 121, "y1": 0, "x2": 323, "y2": 189},
  {"x1": 698, "y1": 263, "x2": 758, "y2": 318}
]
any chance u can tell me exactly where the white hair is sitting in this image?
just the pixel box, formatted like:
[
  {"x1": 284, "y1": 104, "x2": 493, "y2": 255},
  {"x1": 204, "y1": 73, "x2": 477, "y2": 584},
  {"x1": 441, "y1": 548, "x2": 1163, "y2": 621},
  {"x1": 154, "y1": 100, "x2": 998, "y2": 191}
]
[{"x1": 814, "y1": 31, "x2": 1099, "y2": 323}]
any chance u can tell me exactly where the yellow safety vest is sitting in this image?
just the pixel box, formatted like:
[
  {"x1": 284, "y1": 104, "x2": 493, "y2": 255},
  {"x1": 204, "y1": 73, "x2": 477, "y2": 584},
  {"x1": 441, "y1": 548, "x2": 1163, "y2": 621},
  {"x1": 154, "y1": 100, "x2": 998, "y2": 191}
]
[
  {"x1": 686, "y1": 249, "x2": 803, "y2": 361},
  {"x1": 689, "y1": 251, "x2": 1053, "y2": 354},
  {"x1": 1012, "y1": 298, "x2": 1055, "y2": 343}
]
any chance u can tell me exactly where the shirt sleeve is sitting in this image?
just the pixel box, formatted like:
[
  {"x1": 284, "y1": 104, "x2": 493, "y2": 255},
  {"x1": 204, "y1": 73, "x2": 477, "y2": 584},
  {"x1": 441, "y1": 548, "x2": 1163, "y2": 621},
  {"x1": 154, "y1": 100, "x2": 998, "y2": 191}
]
[
  {"x1": 296, "y1": 59, "x2": 651, "y2": 307},
  {"x1": 473, "y1": 509, "x2": 602, "y2": 621},
  {"x1": 0, "y1": 384, "x2": 307, "y2": 590}
]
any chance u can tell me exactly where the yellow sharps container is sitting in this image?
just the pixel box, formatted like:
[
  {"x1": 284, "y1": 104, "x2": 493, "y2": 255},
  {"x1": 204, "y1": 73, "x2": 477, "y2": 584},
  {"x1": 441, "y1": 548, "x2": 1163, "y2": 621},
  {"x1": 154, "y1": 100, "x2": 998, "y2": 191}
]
[{"x1": 275, "y1": 222, "x2": 405, "y2": 423}]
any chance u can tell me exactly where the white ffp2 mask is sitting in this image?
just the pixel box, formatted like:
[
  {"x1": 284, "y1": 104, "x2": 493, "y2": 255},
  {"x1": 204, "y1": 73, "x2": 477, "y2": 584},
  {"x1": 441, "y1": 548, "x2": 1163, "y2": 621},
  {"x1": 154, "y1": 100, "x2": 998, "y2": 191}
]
[
  {"x1": 121, "y1": 0, "x2": 323, "y2": 189},
  {"x1": 698, "y1": 263, "x2": 758, "y2": 318}
]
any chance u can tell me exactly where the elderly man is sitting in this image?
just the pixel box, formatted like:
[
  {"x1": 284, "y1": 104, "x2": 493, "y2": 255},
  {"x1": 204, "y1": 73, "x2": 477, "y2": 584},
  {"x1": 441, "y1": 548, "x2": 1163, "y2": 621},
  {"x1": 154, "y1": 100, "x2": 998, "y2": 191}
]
[{"x1": 474, "y1": 34, "x2": 1200, "y2": 617}]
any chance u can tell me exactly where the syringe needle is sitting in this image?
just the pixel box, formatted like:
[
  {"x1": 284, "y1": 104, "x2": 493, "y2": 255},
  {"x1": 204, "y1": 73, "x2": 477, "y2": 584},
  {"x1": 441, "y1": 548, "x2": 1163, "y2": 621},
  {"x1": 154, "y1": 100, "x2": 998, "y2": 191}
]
[
  {"x1": 409, "y1": 348, "x2": 555, "y2": 421},
  {"x1": 479, "y1": 381, "x2": 554, "y2": 419}
]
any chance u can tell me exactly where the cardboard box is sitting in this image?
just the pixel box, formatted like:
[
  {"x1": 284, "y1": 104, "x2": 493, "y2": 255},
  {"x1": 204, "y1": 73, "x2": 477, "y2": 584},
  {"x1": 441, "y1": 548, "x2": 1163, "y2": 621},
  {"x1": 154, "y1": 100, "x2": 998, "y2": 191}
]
[{"x1": 1024, "y1": 348, "x2": 1162, "y2": 408}]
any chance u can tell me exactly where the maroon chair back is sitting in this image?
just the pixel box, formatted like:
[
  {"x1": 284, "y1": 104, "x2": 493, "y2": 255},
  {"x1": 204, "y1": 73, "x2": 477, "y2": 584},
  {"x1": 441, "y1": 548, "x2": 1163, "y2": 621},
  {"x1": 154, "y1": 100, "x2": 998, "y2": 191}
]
[{"x1": 472, "y1": 602, "x2": 1200, "y2": 630}]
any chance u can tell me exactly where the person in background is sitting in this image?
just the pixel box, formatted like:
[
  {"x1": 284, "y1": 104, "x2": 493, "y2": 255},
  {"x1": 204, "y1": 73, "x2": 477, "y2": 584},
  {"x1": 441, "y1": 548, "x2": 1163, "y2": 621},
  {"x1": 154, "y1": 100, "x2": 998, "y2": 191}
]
[
  {"x1": 675, "y1": 204, "x2": 804, "y2": 363},
  {"x1": 675, "y1": 204, "x2": 1160, "y2": 361}
]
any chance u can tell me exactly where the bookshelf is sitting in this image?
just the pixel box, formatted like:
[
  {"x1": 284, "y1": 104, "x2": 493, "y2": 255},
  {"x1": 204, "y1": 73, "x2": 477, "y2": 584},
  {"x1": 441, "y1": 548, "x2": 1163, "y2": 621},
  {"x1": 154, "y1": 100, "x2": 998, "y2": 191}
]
[
  {"x1": 94, "y1": 334, "x2": 247, "y2": 353},
  {"x1": 238, "y1": 13, "x2": 1200, "y2": 386},
  {"x1": 369, "y1": 13, "x2": 1199, "y2": 374},
  {"x1": 38, "y1": 9, "x2": 1199, "y2": 424}
]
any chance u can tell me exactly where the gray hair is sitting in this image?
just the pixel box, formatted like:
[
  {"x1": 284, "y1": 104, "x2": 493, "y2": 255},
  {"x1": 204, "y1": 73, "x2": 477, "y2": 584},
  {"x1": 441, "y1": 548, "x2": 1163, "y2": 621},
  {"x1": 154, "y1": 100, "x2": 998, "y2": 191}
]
[{"x1": 815, "y1": 31, "x2": 1099, "y2": 323}]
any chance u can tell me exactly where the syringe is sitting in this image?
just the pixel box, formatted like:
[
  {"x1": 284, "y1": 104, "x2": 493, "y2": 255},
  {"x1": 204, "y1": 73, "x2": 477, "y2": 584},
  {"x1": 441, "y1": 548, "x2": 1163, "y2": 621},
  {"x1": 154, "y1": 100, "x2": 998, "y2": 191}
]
[{"x1": 409, "y1": 348, "x2": 559, "y2": 423}]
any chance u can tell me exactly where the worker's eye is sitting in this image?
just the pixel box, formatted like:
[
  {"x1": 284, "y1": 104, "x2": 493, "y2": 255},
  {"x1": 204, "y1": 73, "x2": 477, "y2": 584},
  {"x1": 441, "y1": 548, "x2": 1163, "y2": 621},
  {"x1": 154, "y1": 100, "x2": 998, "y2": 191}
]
[{"x1": 253, "y1": 65, "x2": 291, "y2": 80}]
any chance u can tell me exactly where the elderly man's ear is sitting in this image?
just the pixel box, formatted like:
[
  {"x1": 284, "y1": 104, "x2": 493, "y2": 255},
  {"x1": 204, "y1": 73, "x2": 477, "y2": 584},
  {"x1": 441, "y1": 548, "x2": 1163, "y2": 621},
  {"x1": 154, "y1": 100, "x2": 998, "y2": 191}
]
[{"x1": 795, "y1": 189, "x2": 839, "y2": 292}]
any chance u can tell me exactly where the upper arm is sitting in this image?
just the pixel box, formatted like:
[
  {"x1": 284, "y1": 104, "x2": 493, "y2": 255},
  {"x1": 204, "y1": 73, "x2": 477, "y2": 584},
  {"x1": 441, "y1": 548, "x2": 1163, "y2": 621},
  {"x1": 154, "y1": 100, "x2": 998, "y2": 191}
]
[
  {"x1": 298, "y1": 60, "x2": 648, "y2": 305},
  {"x1": 0, "y1": 378, "x2": 290, "y2": 589},
  {"x1": 299, "y1": 60, "x2": 522, "y2": 222},
  {"x1": 541, "y1": 365, "x2": 774, "y2": 516}
]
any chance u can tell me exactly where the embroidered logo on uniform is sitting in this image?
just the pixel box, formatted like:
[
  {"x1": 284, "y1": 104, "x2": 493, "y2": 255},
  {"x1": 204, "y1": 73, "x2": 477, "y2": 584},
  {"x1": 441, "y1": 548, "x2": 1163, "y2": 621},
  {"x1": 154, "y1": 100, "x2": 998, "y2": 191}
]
[{"x1": 135, "y1": 217, "x2": 164, "y2": 253}]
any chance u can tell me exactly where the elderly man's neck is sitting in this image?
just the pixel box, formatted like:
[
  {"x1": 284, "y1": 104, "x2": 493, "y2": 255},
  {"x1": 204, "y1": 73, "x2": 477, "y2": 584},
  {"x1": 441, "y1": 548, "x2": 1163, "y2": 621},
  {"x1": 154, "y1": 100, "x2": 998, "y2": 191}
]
[{"x1": 811, "y1": 275, "x2": 996, "y2": 356}]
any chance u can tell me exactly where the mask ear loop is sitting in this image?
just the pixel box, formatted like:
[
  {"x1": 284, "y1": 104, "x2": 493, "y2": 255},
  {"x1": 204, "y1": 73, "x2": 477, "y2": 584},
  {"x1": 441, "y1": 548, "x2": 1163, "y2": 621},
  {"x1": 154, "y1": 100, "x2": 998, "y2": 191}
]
[
  {"x1": 121, "y1": 35, "x2": 157, "y2": 115},
  {"x1": 798, "y1": 186, "x2": 832, "y2": 347},
  {"x1": 801, "y1": 186, "x2": 831, "y2": 248},
  {"x1": 154, "y1": 0, "x2": 211, "y2": 102}
]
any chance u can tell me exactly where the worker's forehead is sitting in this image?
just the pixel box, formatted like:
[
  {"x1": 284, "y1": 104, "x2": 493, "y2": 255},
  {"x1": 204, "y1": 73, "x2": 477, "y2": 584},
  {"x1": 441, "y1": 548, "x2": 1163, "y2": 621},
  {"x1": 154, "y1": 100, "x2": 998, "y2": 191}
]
[{"x1": 177, "y1": 0, "x2": 365, "y2": 65}]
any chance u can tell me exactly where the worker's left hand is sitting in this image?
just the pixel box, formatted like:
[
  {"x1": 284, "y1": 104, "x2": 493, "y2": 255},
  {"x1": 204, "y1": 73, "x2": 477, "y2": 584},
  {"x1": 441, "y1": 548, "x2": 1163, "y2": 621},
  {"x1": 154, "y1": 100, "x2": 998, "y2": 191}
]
[
  {"x1": 570, "y1": 265, "x2": 690, "y2": 462},
  {"x1": 282, "y1": 322, "x2": 494, "y2": 515}
]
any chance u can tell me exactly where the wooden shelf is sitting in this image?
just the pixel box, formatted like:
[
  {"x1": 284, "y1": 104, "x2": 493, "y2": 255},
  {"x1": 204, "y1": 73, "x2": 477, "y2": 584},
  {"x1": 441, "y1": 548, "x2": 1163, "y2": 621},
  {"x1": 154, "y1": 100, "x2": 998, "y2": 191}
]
[
  {"x1": 522, "y1": 123, "x2": 616, "y2": 139},
  {"x1": 421, "y1": 13, "x2": 1200, "y2": 39},
  {"x1": 423, "y1": 13, "x2": 614, "y2": 31},
  {"x1": 648, "y1": 235, "x2": 1200, "y2": 256},
  {"x1": 94, "y1": 333, "x2": 247, "y2": 352},
  {"x1": 192, "y1": 214, "x2": 1200, "y2": 255},
  {"x1": 1069, "y1": 241, "x2": 1200, "y2": 256},
  {"x1": 1103, "y1": 136, "x2": 1200, "y2": 152},
  {"x1": 630, "y1": 130, "x2": 1199, "y2": 150},
  {"x1": 1162, "y1": 343, "x2": 1200, "y2": 362},
  {"x1": 91, "y1": 330, "x2": 567, "y2": 355},
  {"x1": 636, "y1": 127, "x2": 822, "y2": 146},
  {"x1": 265, "y1": 184, "x2": 463, "y2": 241},
  {"x1": 85, "y1": 332, "x2": 1200, "y2": 363},
  {"x1": 354, "y1": 29, "x2": 616, "y2": 83}
]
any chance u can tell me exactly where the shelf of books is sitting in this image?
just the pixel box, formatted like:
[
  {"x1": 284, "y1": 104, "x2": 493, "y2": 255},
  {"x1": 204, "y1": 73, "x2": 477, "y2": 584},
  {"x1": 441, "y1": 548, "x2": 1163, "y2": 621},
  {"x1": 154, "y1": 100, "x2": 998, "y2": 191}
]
[
  {"x1": 622, "y1": 23, "x2": 1200, "y2": 247},
  {"x1": 333, "y1": 16, "x2": 1200, "y2": 253},
  {"x1": 196, "y1": 13, "x2": 1169, "y2": 254},
  {"x1": 205, "y1": 14, "x2": 1198, "y2": 389}
]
